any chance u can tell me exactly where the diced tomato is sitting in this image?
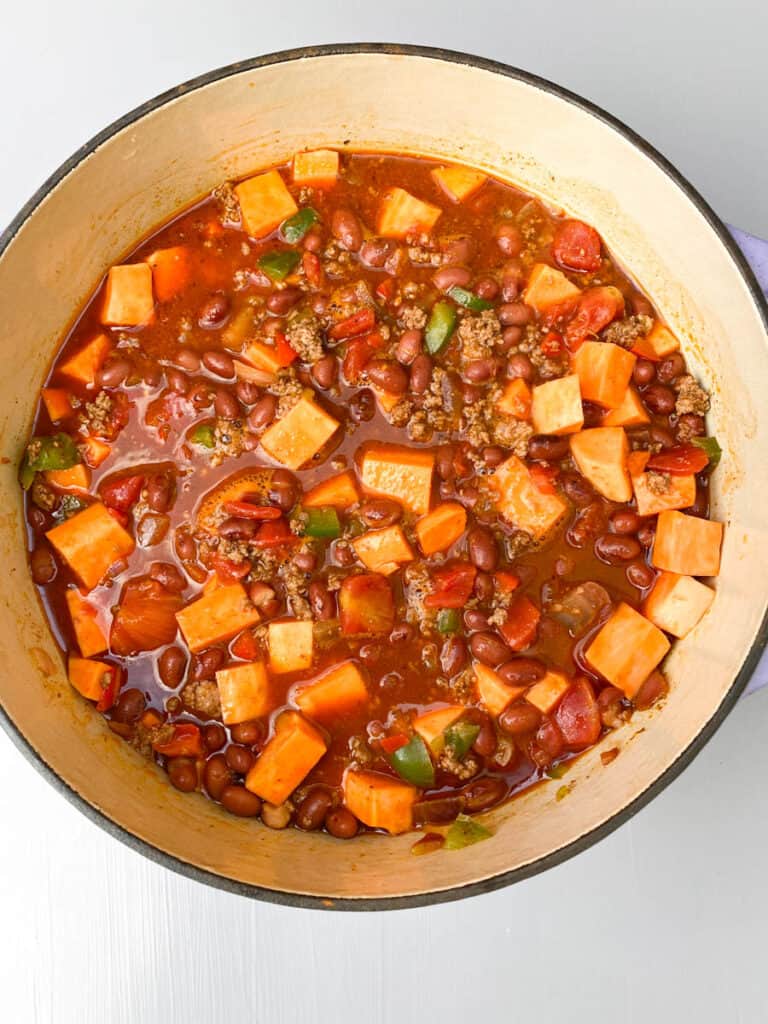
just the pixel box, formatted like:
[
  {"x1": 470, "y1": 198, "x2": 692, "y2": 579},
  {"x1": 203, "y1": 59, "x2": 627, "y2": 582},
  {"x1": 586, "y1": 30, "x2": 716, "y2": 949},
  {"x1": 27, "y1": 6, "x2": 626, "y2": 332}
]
[
  {"x1": 555, "y1": 678, "x2": 601, "y2": 749},
  {"x1": 110, "y1": 576, "x2": 184, "y2": 656},
  {"x1": 274, "y1": 332, "x2": 298, "y2": 368},
  {"x1": 564, "y1": 286, "x2": 625, "y2": 350},
  {"x1": 541, "y1": 296, "x2": 580, "y2": 329},
  {"x1": 541, "y1": 331, "x2": 564, "y2": 356},
  {"x1": 339, "y1": 573, "x2": 395, "y2": 635},
  {"x1": 223, "y1": 501, "x2": 282, "y2": 520},
  {"x1": 646, "y1": 444, "x2": 709, "y2": 476},
  {"x1": 329, "y1": 307, "x2": 376, "y2": 340},
  {"x1": 529, "y1": 463, "x2": 559, "y2": 494},
  {"x1": 498, "y1": 595, "x2": 541, "y2": 651},
  {"x1": 534, "y1": 717, "x2": 565, "y2": 760},
  {"x1": 342, "y1": 337, "x2": 375, "y2": 384},
  {"x1": 211, "y1": 555, "x2": 252, "y2": 583},
  {"x1": 252, "y1": 519, "x2": 296, "y2": 548},
  {"x1": 153, "y1": 723, "x2": 203, "y2": 758},
  {"x1": 99, "y1": 473, "x2": 144, "y2": 513},
  {"x1": 375, "y1": 278, "x2": 396, "y2": 304},
  {"x1": 302, "y1": 251, "x2": 325, "y2": 290},
  {"x1": 95, "y1": 666, "x2": 120, "y2": 713},
  {"x1": 106, "y1": 507, "x2": 130, "y2": 528},
  {"x1": 495, "y1": 571, "x2": 520, "y2": 594},
  {"x1": 380, "y1": 734, "x2": 409, "y2": 755},
  {"x1": 425, "y1": 562, "x2": 477, "y2": 609},
  {"x1": 231, "y1": 629, "x2": 260, "y2": 661},
  {"x1": 552, "y1": 219, "x2": 603, "y2": 273}
]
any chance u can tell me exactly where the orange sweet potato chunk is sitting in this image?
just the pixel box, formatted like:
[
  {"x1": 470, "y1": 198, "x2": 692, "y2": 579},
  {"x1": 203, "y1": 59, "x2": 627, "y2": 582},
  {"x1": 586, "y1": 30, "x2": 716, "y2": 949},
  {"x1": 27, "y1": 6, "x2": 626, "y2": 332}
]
[
  {"x1": 260, "y1": 392, "x2": 340, "y2": 470},
  {"x1": 145, "y1": 246, "x2": 191, "y2": 302},
  {"x1": 245, "y1": 711, "x2": 327, "y2": 804},
  {"x1": 415, "y1": 502, "x2": 467, "y2": 556},
  {"x1": 531, "y1": 374, "x2": 584, "y2": 435},
  {"x1": 294, "y1": 661, "x2": 368, "y2": 720},
  {"x1": 377, "y1": 187, "x2": 442, "y2": 239},
  {"x1": 175, "y1": 582, "x2": 260, "y2": 652},
  {"x1": 45, "y1": 464, "x2": 91, "y2": 492},
  {"x1": 643, "y1": 572, "x2": 715, "y2": 639},
  {"x1": 81, "y1": 436, "x2": 111, "y2": 468},
  {"x1": 344, "y1": 769, "x2": 417, "y2": 834},
  {"x1": 570, "y1": 427, "x2": 631, "y2": 502},
  {"x1": 101, "y1": 264, "x2": 155, "y2": 326},
  {"x1": 496, "y1": 378, "x2": 532, "y2": 421},
  {"x1": 585, "y1": 601, "x2": 670, "y2": 698},
  {"x1": 474, "y1": 663, "x2": 525, "y2": 717},
  {"x1": 628, "y1": 451, "x2": 695, "y2": 516},
  {"x1": 632, "y1": 321, "x2": 680, "y2": 361},
  {"x1": 523, "y1": 263, "x2": 580, "y2": 311},
  {"x1": 489, "y1": 454, "x2": 567, "y2": 539},
  {"x1": 431, "y1": 165, "x2": 487, "y2": 203},
  {"x1": 602, "y1": 386, "x2": 650, "y2": 427},
  {"x1": 46, "y1": 502, "x2": 135, "y2": 592},
  {"x1": 360, "y1": 445, "x2": 434, "y2": 515},
  {"x1": 352, "y1": 524, "x2": 414, "y2": 576},
  {"x1": 303, "y1": 470, "x2": 360, "y2": 510},
  {"x1": 525, "y1": 669, "x2": 570, "y2": 714},
  {"x1": 652, "y1": 511, "x2": 723, "y2": 577},
  {"x1": 66, "y1": 589, "x2": 107, "y2": 657},
  {"x1": 242, "y1": 339, "x2": 285, "y2": 377},
  {"x1": 41, "y1": 388, "x2": 74, "y2": 422},
  {"x1": 58, "y1": 333, "x2": 112, "y2": 387},
  {"x1": 235, "y1": 169, "x2": 298, "y2": 238},
  {"x1": 68, "y1": 655, "x2": 114, "y2": 701},
  {"x1": 268, "y1": 619, "x2": 314, "y2": 674},
  {"x1": 572, "y1": 341, "x2": 636, "y2": 409},
  {"x1": 292, "y1": 149, "x2": 339, "y2": 188},
  {"x1": 413, "y1": 705, "x2": 465, "y2": 750},
  {"x1": 215, "y1": 661, "x2": 271, "y2": 725}
]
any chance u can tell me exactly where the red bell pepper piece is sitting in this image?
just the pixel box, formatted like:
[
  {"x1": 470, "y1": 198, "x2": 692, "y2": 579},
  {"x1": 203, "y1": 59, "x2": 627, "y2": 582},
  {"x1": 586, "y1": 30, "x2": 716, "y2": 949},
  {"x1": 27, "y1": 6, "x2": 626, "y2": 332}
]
[
  {"x1": 555, "y1": 678, "x2": 601, "y2": 749},
  {"x1": 96, "y1": 666, "x2": 120, "y2": 713},
  {"x1": 541, "y1": 331, "x2": 564, "y2": 356},
  {"x1": 253, "y1": 519, "x2": 296, "y2": 548},
  {"x1": 329, "y1": 307, "x2": 376, "y2": 340},
  {"x1": 425, "y1": 562, "x2": 477, "y2": 609},
  {"x1": 231, "y1": 629, "x2": 260, "y2": 661},
  {"x1": 380, "y1": 734, "x2": 409, "y2": 755},
  {"x1": 223, "y1": 501, "x2": 282, "y2": 520},
  {"x1": 552, "y1": 219, "x2": 602, "y2": 273},
  {"x1": 646, "y1": 444, "x2": 709, "y2": 476},
  {"x1": 375, "y1": 279, "x2": 396, "y2": 304},
  {"x1": 153, "y1": 723, "x2": 203, "y2": 758},
  {"x1": 274, "y1": 332, "x2": 298, "y2": 367},
  {"x1": 495, "y1": 571, "x2": 520, "y2": 594},
  {"x1": 212, "y1": 555, "x2": 252, "y2": 583},
  {"x1": 564, "y1": 287, "x2": 624, "y2": 351},
  {"x1": 498, "y1": 595, "x2": 541, "y2": 651},
  {"x1": 302, "y1": 251, "x2": 325, "y2": 290}
]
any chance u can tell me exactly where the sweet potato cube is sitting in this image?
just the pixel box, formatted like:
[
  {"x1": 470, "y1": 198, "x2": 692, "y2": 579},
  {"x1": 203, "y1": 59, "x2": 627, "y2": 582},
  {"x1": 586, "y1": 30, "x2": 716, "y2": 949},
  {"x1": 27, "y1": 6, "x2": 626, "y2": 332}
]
[
  {"x1": 58, "y1": 333, "x2": 112, "y2": 387},
  {"x1": 260, "y1": 392, "x2": 339, "y2": 470},
  {"x1": 235, "y1": 169, "x2": 298, "y2": 238},
  {"x1": 81, "y1": 436, "x2": 111, "y2": 468},
  {"x1": 268, "y1": 619, "x2": 314, "y2": 674},
  {"x1": 242, "y1": 339, "x2": 284, "y2": 377},
  {"x1": 496, "y1": 378, "x2": 532, "y2": 421},
  {"x1": 413, "y1": 705, "x2": 466, "y2": 751},
  {"x1": 572, "y1": 341, "x2": 636, "y2": 409},
  {"x1": 523, "y1": 263, "x2": 581, "y2": 312},
  {"x1": 68, "y1": 655, "x2": 113, "y2": 701},
  {"x1": 352, "y1": 524, "x2": 414, "y2": 576},
  {"x1": 474, "y1": 663, "x2": 525, "y2": 717},
  {"x1": 101, "y1": 263, "x2": 155, "y2": 326},
  {"x1": 360, "y1": 445, "x2": 434, "y2": 515},
  {"x1": 146, "y1": 246, "x2": 191, "y2": 302},
  {"x1": 46, "y1": 501, "x2": 135, "y2": 592},
  {"x1": 525, "y1": 669, "x2": 570, "y2": 714},
  {"x1": 431, "y1": 165, "x2": 487, "y2": 203},
  {"x1": 292, "y1": 149, "x2": 339, "y2": 188},
  {"x1": 652, "y1": 511, "x2": 723, "y2": 577},
  {"x1": 339, "y1": 574, "x2": 395, "y2": 635},
  {"x1": 628, "y1": 451, "x2": 695, "y2": 516},
  {"x1": 175, "y1": 582, "x2": 260, "y2": 652},
  {"x1": 490, "y1": 455, "x2": 567, "y2": 539},
  {"x1": 343, "y1": 769, "x2": 417, "y2": 834},
  {"x1": 585, "y1": 602, "x2": 670, "y2": 698},
  {"x1": 377, "y1": 187, "x2": 442, "y2": 239},
  {"x1": 45, "y1": 464, "x2": 91, "y2": 492},
  {"x1": 570, "y1": 427, "x2": 631, "y2": 502},
  {"x1": 602, "y1": 386, "x2": 650, "y2": 427},
  {"x1": 215, "y1": 661, "x2": 271, "y2": 725},
  {"x1": 643, "y1": 572, "x2": 715, "y2": 639},
  {"x1": 415, "y1": 502, "x2": 467, "y2": 556},
  {"x1": 294, "y1": 661, "x2": 368, "y2": 720},
  {"x1": 531, "y1": 374, "x2": 584, "y2": 435},
  {"x1": 245, "y1": 711, "x2": 327, "y2": 804},
  {"x1": 632, "y1": 321, "x2": 680, "y2": 361},
  {"x1": 66, "y1": 589, "x2": 107, "y2": 657},
  {"x1": 303, "y1": 470, "x2": 359, "y2": 510},
  {"x1": 41, "y1": 388, "x2": 74, "y2": 422}
]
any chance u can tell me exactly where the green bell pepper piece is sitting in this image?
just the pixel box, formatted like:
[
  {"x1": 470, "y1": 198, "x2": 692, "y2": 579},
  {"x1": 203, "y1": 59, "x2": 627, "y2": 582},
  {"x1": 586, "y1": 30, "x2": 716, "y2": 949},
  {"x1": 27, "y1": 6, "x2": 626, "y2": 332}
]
[
  {"x1": 447, "y1": 285, "x2": 493, "y2": 312},
  {"x1": 390, "y1": 735, "x2": 435, "y2": 788},
  {"x1": 436, "y1": 608, "x2": 461, "y2": 634},
  {"x1": 189, "y1": 423, "x2": 216, "y2": 449},
  {"x1": 258, "y1": 249, "x2": 301, "y2": 282},
  {"x1": 303, "y1": 506, "x2": 341, "y2": 539},
  {"x1": 280, "y1": 208, "x2": 318, "y2": 244},
  {"x1": 445, "y1": 813, "x2": 492, "y2": 850},
  {"x1": 425, "y1": 300, "x2": 457, "y2": 354},
  {"x1": 20, "y1": 433, "x2": 81, "y2": 490},
  {"x1": 444, "y1": 720, "x2": 480, "y2": 760},
  {"x1": 691, "y1": 435, "x2": 722, "y2": 468}
]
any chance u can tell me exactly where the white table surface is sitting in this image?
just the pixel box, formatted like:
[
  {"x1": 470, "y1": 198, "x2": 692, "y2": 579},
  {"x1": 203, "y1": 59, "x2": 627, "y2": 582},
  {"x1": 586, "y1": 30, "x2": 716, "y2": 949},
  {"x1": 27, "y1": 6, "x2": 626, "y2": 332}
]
[{"x1": 2, "y1": 3, "x2": 767, "y2": 1022}]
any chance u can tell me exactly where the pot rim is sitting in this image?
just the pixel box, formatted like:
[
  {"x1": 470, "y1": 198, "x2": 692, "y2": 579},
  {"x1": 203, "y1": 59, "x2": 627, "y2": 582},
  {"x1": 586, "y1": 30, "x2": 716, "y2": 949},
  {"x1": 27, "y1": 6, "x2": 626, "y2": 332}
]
[{"x1": 2, "y1": 42, "x2": 767, "y2": 912}]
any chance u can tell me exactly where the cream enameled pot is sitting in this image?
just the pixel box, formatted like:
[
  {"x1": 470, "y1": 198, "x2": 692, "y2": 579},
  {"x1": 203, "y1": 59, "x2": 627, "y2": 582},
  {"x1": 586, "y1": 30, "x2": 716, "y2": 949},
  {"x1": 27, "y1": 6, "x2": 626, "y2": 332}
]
[{"x1": 1, "y1": 45, "x2": 766, "y2": 910}]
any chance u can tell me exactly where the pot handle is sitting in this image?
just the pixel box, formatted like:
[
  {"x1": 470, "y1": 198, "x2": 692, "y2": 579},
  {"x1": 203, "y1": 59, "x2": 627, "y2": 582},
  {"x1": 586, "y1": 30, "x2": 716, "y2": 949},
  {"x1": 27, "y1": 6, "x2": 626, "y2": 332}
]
[{"x1": 728, "y1": 226, "x2": 768, "y2": 694}]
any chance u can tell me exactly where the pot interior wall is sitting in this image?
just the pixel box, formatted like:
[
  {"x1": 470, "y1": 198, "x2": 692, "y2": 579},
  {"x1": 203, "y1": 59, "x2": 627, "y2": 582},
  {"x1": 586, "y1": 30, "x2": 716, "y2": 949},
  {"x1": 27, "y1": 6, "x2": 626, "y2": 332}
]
[{"x1": 0, "y1": 50, "x2": 766, "y2": 903}]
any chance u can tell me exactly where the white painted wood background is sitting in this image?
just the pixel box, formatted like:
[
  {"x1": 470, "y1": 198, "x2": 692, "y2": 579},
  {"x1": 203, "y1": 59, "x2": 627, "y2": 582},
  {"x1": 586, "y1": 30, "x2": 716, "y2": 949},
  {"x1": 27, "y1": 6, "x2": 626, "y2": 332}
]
[{"x1": 2, "y1": 3, "x2": 767, "y2": 1021}]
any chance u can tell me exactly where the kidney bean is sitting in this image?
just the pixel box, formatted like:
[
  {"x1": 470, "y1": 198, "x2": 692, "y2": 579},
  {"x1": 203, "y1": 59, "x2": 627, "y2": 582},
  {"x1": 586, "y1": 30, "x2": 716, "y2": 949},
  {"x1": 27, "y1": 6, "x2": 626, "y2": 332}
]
[
  {"x1": 464, "y1": 609, "x2": 490, "y2": 632},
  {"x1": 581, "y1": 401, "x2": 604, "y2": 428},
  {"x1": 498, "y1": 302, "x2": 532, "y2": 326},
  {"x1": 111, "y1": 688, "x2": 146, "y2": 725},
  {"x1": 505, "y1": 352, "x2": 534, "y2": 382},
  {"x1": 498, "y1": 658, "x2": 546, "y2": 687},
  {"x1": 359, "y1": 237, "x2": 394, "y2": 267},
  {"x1": 627, "y1": 561, "x2": 656, "y2": 589},
  {"x1": 28, "y1": 507, "x2": 49, "y2": 531},
  {"x1": 167, "y1": 758, "x2": 198, "y2": 793},
  {"x1": 218, "y1": 516, "x2": 258, "y2": 540},
  {"x1": 203, "y1": 350, "x2": 235, "y2": 379},
  {"x1": 247, "y1": 583, "x2": 276, "y2": 612},
  {"x1": 610, "y1": 509, "x2": 640, "y2": 535},
  {"x1": 495, "y1": 222, "x2": 523, "y2": 256},
  {"x1": 470, "y1": 631, "x2": 511, "y2": 667},
  {"x1": 189, "y1": 383, "x2": 214, "y2": 409},
  {"x1": 98, "y1": 358, "x2": 131, "y2": 388},
  {"x1": 462, "y1": 777, "x2": 507, "y2": 812},
  {"x1": 440, "y1": 235, "x2": 474, "y2": 264},
  {"x1": 144, "y1": 364, "x2": 162, "y2": 387},
  {"x1": 657, "y1": 352, "x2": 686, "y2": 384},
  {"x1": 247, "y1": 394, "x2": 277, "y2": 432},
  {"x1": 261, "y1": 801, "x2": 293, "y2": 829},
  {"x1": 235, "y1": 379, "x2": 261, "y2": 405},
  {"x1": 266, "y1": 287, "x2": 301, "y2": 315},
  {"x1": 164, "y1": 369, "x2": 188, "y2": 397},
  {"x1": 174, "y1": 531, "x2": 196, "y2": 561},
  {"x1": 231, "y1": 720, "x2": 263, "y2": 746},
  {"x1": 293, "y1": 549, "x2": 317, "y2": 574},
  {"x1": 387, "y1": 624, "x2": 412, "y2": 646},
  {"x1": 475, "y1": 277, "x2": 499, "y2": 300},
  {"x1": 472, "y1": 717, "x2": 498, "y2": 758},
  {"x1": 567, "y1": 502, "x2": 608, "y2": 548},
  {"x1": 637, "y1": 522, "x2": 656, "y2": 548},
  {"x1": 528, "y1": 435, "x2": 570, "y2": 461},
  {"x1": 677, "y1": 413, "x2": 705, "y2": 441},
  {"x1": 366, "y1": 358, "x2": 409, "y2": 394},
  {"x1": 403, "y1": 354, "x2": 431, "y2": 396},
  {"x1": 471, "y1": 572, "x2": 493, "y2": 604},
  {"x1": 643, "y1": 384, "x2": 676, "y2": 415},
  {"x1": 296, "y1": 789, "x2": 333, "y2": 831},
  {"x1": 269, "y1": 469, "x2": 300, "y2": 512},
  {"x1": 204, "y1": 754, "x2": 232, "y2": 800},
  {"x1": 30, "y1": 546, "x2": 57, "y2": 584},
  {"x1": 334, "y1": 540, "x2": 356, "y2": 567},
  {"x1": 441, "y1": 636, "x2": 469, "y2": 677},
  {"x1": 595, "y1": 534, "x2": 642, "y2": 564},
  {"x1": 481, "y1": 446, "x2": 504, "y2": 470},
  {"x1": 331, "y1": 208, "x2": 363, "y2": 251},
  {"x1": 203, "y1": 723, "x2": 227, "y2": 752},
  {"x1": 191, "y1": 647, "x2": 225, "y2": 681},
  {"x1": 309, "y1": 354, "x2": 336, "y2": 390},
  {"x1": 359, "y1": 498, "x2": 402, "y2": 529},
  {"x1": 158, "y1": 646, "x2": 186, "y2": 688},
  {"x1": 349, "y1": 388, "x2": 375, "y2": 422},
  {"x1": 144, "y1": 474, "x2": 172, "y2": 513},
  {"x1": 461, "y1": 383, "x2": 483, "y2": 405},
  {"x1": 174, "y1": 348, "x2": 201, "y2": 372},
  {"x1": 394, "y1": 329, "x2": 422, "y2": 366},
  {"x1": 501, "y1": 276, "x2": 523, "y2": 303},
  {"x1": 688, "y1": 485, "x2": 709, "y2": 518},
  {"x1": 633, "y1": 359, "x2": 656, "y2": 386},
  {"x1": 302, "y1": 227, "x2": 323, "y2": 253},
  {"x1": 309, "y1": 581, "x2": 335, "y2": 620},
  {"x1": 225, "y1": 744, "x2": 255, "y2": 775},
  {"x1": 467, "y1": 526, "x2": 498, "y2": 572},
  {"x1": 435, "y1": 445, "x2": 456, "y2": 481},
  {"x1": 325, "y1": 807, "x2": 358, "y2": 839},
  {"x1": 464, "y1": 358, "x2": 498, "y2": 383},
  {"x1": 562, "y1": 474, "x2": 596, "y2": 508},
  {"x1": 650, "y1": 425, "x2": 675, "y2": 449},
  {"x1": 213, "y1": 388, "x2": 240, "y2": 419},
  {"x1": 149, "y1": 562, "x2": 186, "y2": 593},
  {"x1": 433, "y1": 265, "x2": 472, "y2": 292},
  {"x1": 198, "y1": 294, "x2": 230, "y2": 329},
  {"x1": 498, "y1": 702, "x2": 541, "y2": 735},
  {"x1": 221, "y1": 784, "x2": 262, "y2": 818},
  {"x1": 597, "y1": 685, "x2": 626, "y2": 727},
  {"x1": 497, "y1": 325, "x2": 523, "y2": 352}
]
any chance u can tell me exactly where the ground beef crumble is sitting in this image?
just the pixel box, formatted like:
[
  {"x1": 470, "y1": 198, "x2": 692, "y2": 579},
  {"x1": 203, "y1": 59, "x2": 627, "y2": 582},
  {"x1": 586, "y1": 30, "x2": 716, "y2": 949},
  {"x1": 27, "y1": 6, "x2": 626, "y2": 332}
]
[
  {"x1": 647, "y1": 471, "x2": 671, "y2": 495},
  {"x1": 457, "y1": 310, "x2": 501, "y2": 360},
  {"x1": 211, "y1": 417, "x2": 246, "y2": 466},
  {"x1": 492, "y1": 417, "x2": 533, "y2": 457},
  {"x1": 437, "y1": 748, "x2": 480, "y2": 781},
  {"x1": 81, "y1": 391, "x2": 114, "y2": 436},
  {"x1": 181, "y1": 680, "x2": 221, "y2": 718},
  {"x1": 131, "y1": 721, "x2": 173, "y2": 759},
  {"x1": 284, "y1": 312, "x2": 324, "y2": 364},
  {"x1": 280, "y1": 559, "x2": 312, "y2": 619},
  {"x1": 674, "y1": 374, "x2": 710, "y2": 416},
  {"x1": 268, "y1": 370, "x2": 304, "y2": 416},
  {"x1": 602, "y1": 314, "x2": 652, "y2": 349},
  {"x1": 399, "y1": 305, "x2": 428, "y2": 330},
  {"x1": 212, "y1": 181, "x2": 240, "y2": 227}
]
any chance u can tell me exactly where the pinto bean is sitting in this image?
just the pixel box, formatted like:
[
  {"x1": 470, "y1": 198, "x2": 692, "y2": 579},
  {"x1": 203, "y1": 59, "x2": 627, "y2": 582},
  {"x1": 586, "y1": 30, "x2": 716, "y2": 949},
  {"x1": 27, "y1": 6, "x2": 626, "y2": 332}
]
[
  {"x1": 98, "y1": 358, "x2": 131, "y2": 388},
  {"x1": 495, "y1": 222, "x2": 523, "y2": 256},
  {"x1": 168, "y1": 758, "x2": 198, "y2": 792},
  {"x1": 366, "y1": 358, "x2": 409, "y2": 394},
  {"x1": 528, "y1": 435, "x2": 570, "y2": 461},
  {"x1": 464, "y1": 358, "x2": 498, "y2": 383},
  {"x1": 325, "y1": 807, "x2": 358, "y2": 839},
  {"x1": 309, "y1": 581, "x2": 336, "y2": 620},
  {"x1": 676, "y1": 413, "x2": 705, "y2": 441},
  {"x1": 505, "y1": 352, "x2": 534, "y2": 382},
  {"x1": 191, "y1": 647, "x2": 225, "y2": 680},
  {"x1": 261, "y1": 801, "x2": 293, "y2": 829},
  {"x1": 198, "y1": 294, "x2": 230, "y2": 329},
  {"x1": 360, "y1": 498, "x2": 402, "y2": 528},
  {"x1": 202, "y1": 350, "x2": 235, "y2": 378},
  {"x1": 633, "y1": 359, "x2": 656, "y2": 386},
  {"x1": 359, "y1": 237, "x2": 394, "y2": 267},
  {"x1": 111, "y1": 688, "x2": 146, "y2": 725},
  {"x1": 221, "y1": 784, "x2": 262, "y2": 817},
  {"x1": 595, "y1": 534, "x2": 642, "y2": 564},
  {"x1": 231, "y1": 721, "x2": 263, "y2": 746},
  {"x1": 462, "y1": 777, "x2": 507, "y2": 812},
  {"x1": 441, "y1": 636, "x2": 469, "y2": 677},
  {"x1": 650, "y1": 425, "x2": 675, "y2": 449},
  {"x1": 311, "y1": 354, "x2": 338, "y2": 390},
  {"x1": 247, "y1": 394, "x2": 277, "y2": 432},
  {"x1": 266, "y1": 287, "x2": 301, "y2": 315},
  {"x1": 296, "y1": 789, "x2": 334, "y2": 831},
  {"x1": 396, "y1": 329, "x2": 423, "y2": 366},
  {"x1": 637, "y1": 522, "x2": 656, "y2": 549},
  {"x1": 468, "y1": 526, "x2": 498, "y2": 572},
  {"x1": 203, "y1": 723, "x2": 227, "y2": 752},
  {"x1": 643, "y1": 384, "x2": 676, "y2": 415},
  {"x1": 469, "y1": 631, "x2": 511, "y2": 667},
  {"x1": 498, "y1": 325, "x2": 523, "y2": 352},
  {"x1": 409, "y1": 354, "x2": 433, "y2": 394},
  {"x1": 331, "y1": 208, "x2": 363, "y2": 252},
  {"x1": 609, "y1": 510, "x2": 640, "y2": 535},
  {"x1": 656, "y1": 352, "x2": 686, "y2": 384},
  {"x1": 499, "y1": 702, "x2": 542, "y2": 735},
  {"x1": 498, "y1": 302, "x2": 532, "y2": 326},
  {"x1": 158, "y1": 646, "x2": 186, "y2": 688},
  {"x1": 433, "y1": 265, "x2": 471, "y2": 292},
  {"x1": 225, "y1": 744, "x2": 255, "y2": 775},
  {"x1": 627, "y1": 561, "x2": 656, "y2": 589},
  {"x1": 497, "y1": 658, "x2": 546, "y2": 687},
  {"x1": 30, "y1": 546, "x2": 57, "y2": 584},
  {"x1": 204, "y1": 754, "x2": 232, "y2": 800}
]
